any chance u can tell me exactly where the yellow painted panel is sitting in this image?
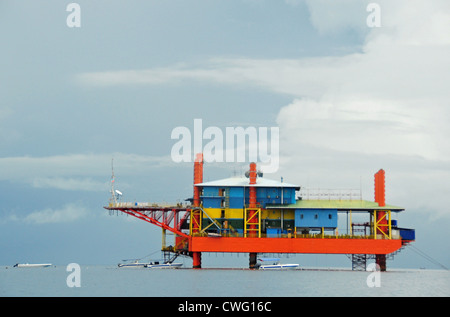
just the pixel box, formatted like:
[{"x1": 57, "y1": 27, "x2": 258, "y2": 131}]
[
  {"x1": 202, "y1": 208, "x2": 244, "y2": 219},
  {"x1": 262, "y1": 209, "x2": 295, "y2": 220},
  {"x1": 202, "y1": 208, "x2": 295, "y2": 220}
]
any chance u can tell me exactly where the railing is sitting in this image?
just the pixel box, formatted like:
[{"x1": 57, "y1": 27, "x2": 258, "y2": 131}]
[
  {"x1": 108, "y1": 202, "x2": 187, "y2": 208},
  {"x1": 191, "y1": 231, "x2": 401, "y2": 239},
  {"x1": 299, "y1": 188, "x2": 362, "y2": 201}
]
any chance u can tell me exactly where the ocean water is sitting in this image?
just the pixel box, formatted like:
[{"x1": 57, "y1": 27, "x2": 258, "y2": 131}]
[{"x1": 1, "y1": 265, "x2": 448, "y2": 297}]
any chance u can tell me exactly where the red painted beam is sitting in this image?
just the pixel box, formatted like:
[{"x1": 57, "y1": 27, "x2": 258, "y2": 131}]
[
  {"x1": 189, "y1": 237, "x2": 403, "y2": 255},
  {"x1": 119, "y1": 209, "x2": 190, "y2": 238}
]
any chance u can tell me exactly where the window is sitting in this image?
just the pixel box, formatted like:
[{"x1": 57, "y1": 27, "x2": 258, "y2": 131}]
[
  {"x1": 328, "y1": 214, "x2": 332, "y2": 219},
  {"x1": 314, "y1": 214, "x2": 318, "y2": 219},
  {"x1": 300, "y1": 214, "x2": 304, "y2": 219}
]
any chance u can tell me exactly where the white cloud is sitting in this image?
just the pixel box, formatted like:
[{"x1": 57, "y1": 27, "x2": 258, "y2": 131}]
[
  {"x1": 73, "y1": 1, "x2": 450, "y2": 219},
  {"x1": 31, "y1": 177, "x2": 108, "y2": 192},
  {"x1": 304, "y1": 0, "x2": 367, "y2": 35},
  {"x1": 275, "y1": 0, "x2": 450, "y2": 162},
  {"x1": 7, "y1": 203, "x2": 90, "y2": 225},
  {"x1": 0, "y1": 153, "x2": 174, "y2": 189},
  {"x1": 76, "y1": 1, "x2": 450, "y2": 162},
  {"x1": 273, "y1": 0, "x2": 450, "y2": 219}
]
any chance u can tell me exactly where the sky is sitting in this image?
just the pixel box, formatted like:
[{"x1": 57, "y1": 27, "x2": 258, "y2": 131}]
[{"x1": 0, "y1": 0, "x2": 449, "y2": 270}]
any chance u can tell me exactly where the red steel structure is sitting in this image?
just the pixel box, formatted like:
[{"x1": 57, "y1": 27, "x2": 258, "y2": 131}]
[
  {"x1": 247, "y1": 162, "x2": 259, "y2": 267},
  {"x1": 192, "y1": 153, "x2": 203, "y2": 268},
  {"x1": 374, "y1": 169, "x2": 388, "y2": 270},
  {"x1": 104, "y1": 155, "x2": 414, "y2": 271}
]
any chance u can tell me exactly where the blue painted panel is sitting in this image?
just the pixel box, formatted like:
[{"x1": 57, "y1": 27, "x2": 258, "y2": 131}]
[
  {"x1": 295, "y1": 209, "x2": 338, "y2": 228},
  {"x1": 202, "y1": 185, "x2": 297, "y2": 208},
  {"x1": 399, "y1": 228, "x2": 415, "y2": 240},
  {"x1": 202, "y1": 197, "x2": 222, "y2": 208},
  {"x1": 284, "y1": 188, "x2": 296, "y2": 204},
  {"x1": 267, "y1": 228, "x2": 282, "y2": 237},
  {"x1": 229, "y1": 197, "x2": 244, "y2": 208},
  {"x1": 229, "y1": 187, "x2": 244, "y2": 197},
  {"x1": 203, "y1": 186, "x2": 220, "y2": 196}
]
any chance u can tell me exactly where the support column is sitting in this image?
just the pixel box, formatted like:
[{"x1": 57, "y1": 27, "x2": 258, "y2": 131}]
[
  {"x1": 249, "y1": 252, "x2": 258, "y2": 269},
  {"x1": 376, "y1": 254, "x2": 386, "y2": 272},
  {"x1": 193, "y1": 252, "x2": 202, "y2": 269},
  {"x1": 191, "y1": 153, "x2": 203, "y2": 268},
  {"x1": 247, "y1": 162, "x2": 259, "y2": 238},
  {"x1": 374, "y1": 169, "x2": 388, "y2": 272}
]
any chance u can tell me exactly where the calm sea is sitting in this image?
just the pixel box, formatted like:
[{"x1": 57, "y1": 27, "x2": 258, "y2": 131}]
[{"x1": 1, "y1": 265, "x2": 448, "y2": 298}]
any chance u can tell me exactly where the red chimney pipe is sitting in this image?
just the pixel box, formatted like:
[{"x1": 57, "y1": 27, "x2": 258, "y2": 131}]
[
  {"x1": 249, "y1": 162, "x2": 257, "y2": 208},
  {"x1": 193, "y1": 153, "x2": 203, "y2": 207},
  {"x1": 374, "y1": 169, "x2": 387, "y2": 271},
  {"x1": 192, "y1": 153, "x2": 203, "y2": 268},
  {"x1": 374, "y1": 169, "x2": 385, "y2": 207}
]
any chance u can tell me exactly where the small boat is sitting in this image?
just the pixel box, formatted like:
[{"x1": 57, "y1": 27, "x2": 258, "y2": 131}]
[
  {"x1": 257, "y1": 258, "x2": 299, "y2": 270},
  {"x1": 13, "y1": 263, "x2": 52, "y2": 268},
  {"x1": 118, "y1": 259, "x2": 182, "y2": 269},
  {"x1": 117, "y1": 260, "x2": 148, "y2": 268},
  {"x1": 145, "y1": 261, "x2": 182, "y2": 269}
]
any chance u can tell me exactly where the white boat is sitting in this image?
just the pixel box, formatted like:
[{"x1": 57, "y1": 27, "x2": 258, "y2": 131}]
[
  {"x1": 118, "y1": 259, "x2": 182, "y2": 269},
  {"x1": 117, "y1": 260, "x2": 148, "y2": 268},
  {"x1": 257, "y1": 258, "x2": 299, "y2": 270},
  {"x1": 13, "y1": 263, "x2": 52, "y2": 268},
  {"x1": 145, "y1": 261, "x2": 182, "y2": 269}
]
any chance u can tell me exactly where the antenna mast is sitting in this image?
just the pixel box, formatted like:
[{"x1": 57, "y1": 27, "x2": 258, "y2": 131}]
[{"x1": 110, "y1": 158, "x2": 117, "y2": 205}]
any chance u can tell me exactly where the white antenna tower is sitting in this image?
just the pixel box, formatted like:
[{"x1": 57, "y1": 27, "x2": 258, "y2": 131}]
[{"x1": 110, "y1": 158, "x2": 118, "y2": 205}]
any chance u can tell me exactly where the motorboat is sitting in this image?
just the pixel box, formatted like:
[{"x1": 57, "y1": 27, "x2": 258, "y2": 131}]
[
  {"x1": 117, "y1": 260, "x2": 148, "y2": 268},
  {"x1": 257, "y1": 258, "x2": 299, "y2": 270},
  {"x1": 118, "y1": 259, "x2": 182, "y2": 269},
  {"x1": 145, "y1": 261, "x2": 182, "y2": 269},
  {"x1": 13, "y1": 263, "x2": 52, "y2": 268}
]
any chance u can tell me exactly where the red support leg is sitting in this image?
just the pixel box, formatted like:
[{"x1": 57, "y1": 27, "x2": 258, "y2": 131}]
[
  {"x1": 193, "y1": 252, "x2": 202, "y2": 269},
  {"x1": 249, "y1": 252, "x2": 258, "y2": 269},
  {"x1": 376, "y1": 254, "x2": 386, "y2": 272}
]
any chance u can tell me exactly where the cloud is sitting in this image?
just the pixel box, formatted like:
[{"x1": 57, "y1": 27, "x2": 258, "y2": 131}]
[
  {"x1": 275, "y1": 0, "x2": 450, "y2": 162},
  {"x1": 24, "y1": 203, "x2": 89, "y2": 224},
  {"x1": 273, "y1": 0, "x2": 450, "y2": 219},
  {"x1": 73, "y1": 1, "x2": 450, "y2": 220},
  {"x1": 31, "y1": 177, "x2": 108, "y2": 192},
  {"x1": 0, "y1": 153, "x2": 174, "y2": 189},
  {"x1": 76, "y1": 1, "x2": 450, "y2": 162},
  {"x1": 0, "y1": 203, "x2": 89, "y2": 225},
  {"x1": 304, "y1": 0, "x2": 368, "y2": 35}
]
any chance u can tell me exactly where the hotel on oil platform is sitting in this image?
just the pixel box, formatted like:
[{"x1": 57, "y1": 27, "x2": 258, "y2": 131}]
[{"x1": 105, "y1": 153, "x2": 415, "y2": 271}]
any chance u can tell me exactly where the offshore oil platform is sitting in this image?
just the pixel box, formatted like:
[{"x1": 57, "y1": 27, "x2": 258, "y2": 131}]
[{"x1": 104, "y1": 154, "x2": 415, "y2": 271}]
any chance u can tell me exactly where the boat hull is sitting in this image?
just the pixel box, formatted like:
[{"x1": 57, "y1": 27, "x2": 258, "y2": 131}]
[
  {"x1": 259, "y1": 264, "x2": 299, "y2": 270},
  {"x1": 117, "y1": 263, "x2": 147, "y2": 268},
  {"x1": 118, "y1": 262, "x2": 183, "y2": 268},
  {"x1": 145, "y1": 263, "x2": 182, "y2": 269},
  {"x1": 14, "y1": 263, "x2": 52, "y2": 268}
]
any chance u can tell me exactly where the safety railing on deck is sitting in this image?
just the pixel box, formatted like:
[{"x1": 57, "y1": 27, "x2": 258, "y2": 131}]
[{"x1": 191, "y1": 231, "x2": 401, "y2": 239}]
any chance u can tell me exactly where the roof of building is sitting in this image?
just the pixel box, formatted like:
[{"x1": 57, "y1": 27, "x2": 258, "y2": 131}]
[
  {"x1": 195, "y1": 176, "x2": 300, "y2": 189},
  {"x1": 268, "y1": 199, "x2": 404, "y2": 212}
]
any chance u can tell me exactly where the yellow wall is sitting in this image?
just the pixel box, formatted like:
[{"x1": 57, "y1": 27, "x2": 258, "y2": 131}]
[
  {"x1": 201, "y1": 208, "x2": 243, "y2": 219},
  {"x1": 202, "y1": 208, "x2": 295, "y2": 220}
]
